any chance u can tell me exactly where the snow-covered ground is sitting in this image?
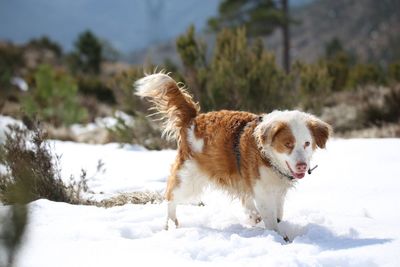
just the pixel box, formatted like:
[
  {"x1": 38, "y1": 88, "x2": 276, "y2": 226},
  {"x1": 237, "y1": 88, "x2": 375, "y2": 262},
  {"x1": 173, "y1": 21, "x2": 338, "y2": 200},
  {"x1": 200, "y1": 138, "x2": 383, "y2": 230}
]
[{"x1": 2, "y1": 138, "x2": 400, "y2": 266}]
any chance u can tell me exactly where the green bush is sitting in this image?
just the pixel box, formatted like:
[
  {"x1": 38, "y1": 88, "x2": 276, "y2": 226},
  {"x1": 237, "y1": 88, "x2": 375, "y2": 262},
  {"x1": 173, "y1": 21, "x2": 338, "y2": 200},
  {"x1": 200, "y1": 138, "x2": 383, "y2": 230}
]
[
  {"x1": 111, "y1": 67, "x2": 144, "y2": 115},
  {"x1": 176, "y1": 27, "x2": 291, "y2": 113},
  {"x1": 107, "y1": 112, "x2": 171, "y2": 150},
  {"x1": 347, "y1": 63, "x2": 385, "y2": 88},
  {"x1": 22, "y1": 64, "x2": 88, "y2": 126},
  {"x1": 176, "y1": 25, "x2": 207, "y2": 102},
  {"x1": 77, "y1": 75, "x2": 116, "y2": 104},
  {"x1": 292, "y1": 61, "x2": 332, "y2": 112},
  {"x1": 388, "y1": 61, "x2": 400, "y2": 83},
  {"x1": 326, "y1": 52, "x2": 350, "y2": 91},
  {"x1": 176, "y1": 25, "x2": 207, "y2": 70}
]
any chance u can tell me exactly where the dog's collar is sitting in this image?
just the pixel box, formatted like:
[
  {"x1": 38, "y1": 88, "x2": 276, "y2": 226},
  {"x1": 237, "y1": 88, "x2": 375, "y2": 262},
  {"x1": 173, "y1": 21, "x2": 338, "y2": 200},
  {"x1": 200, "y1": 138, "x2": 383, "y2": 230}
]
[
  {"x1": 269, "y1": 160, "x2": 295, "y2": 181},
  {"x1": 267, "y1": 158, "x2": 318, "y2": 181}
]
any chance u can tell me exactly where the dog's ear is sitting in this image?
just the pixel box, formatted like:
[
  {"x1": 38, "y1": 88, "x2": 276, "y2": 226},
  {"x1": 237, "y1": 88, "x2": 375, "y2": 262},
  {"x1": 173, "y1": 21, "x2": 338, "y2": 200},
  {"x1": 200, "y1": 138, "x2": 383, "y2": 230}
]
[{"x1": 307, "y1": 118, "x2": 332, "y2": 149}]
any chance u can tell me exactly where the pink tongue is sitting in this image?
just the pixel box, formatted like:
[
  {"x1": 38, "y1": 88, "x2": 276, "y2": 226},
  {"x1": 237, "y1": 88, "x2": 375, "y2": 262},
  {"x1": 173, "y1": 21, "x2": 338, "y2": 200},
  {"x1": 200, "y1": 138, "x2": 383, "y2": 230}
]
[{"x1": 294, "y1": 172, "x2": 305, "y2": 179}]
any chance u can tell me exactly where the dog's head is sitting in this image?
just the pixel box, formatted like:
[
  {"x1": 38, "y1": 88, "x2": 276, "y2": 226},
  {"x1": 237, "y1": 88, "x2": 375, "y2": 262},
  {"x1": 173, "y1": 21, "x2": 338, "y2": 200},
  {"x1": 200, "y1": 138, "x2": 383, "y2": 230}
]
[{"x1": 254, "y1": 110, "x2": 332, "y2": 180}]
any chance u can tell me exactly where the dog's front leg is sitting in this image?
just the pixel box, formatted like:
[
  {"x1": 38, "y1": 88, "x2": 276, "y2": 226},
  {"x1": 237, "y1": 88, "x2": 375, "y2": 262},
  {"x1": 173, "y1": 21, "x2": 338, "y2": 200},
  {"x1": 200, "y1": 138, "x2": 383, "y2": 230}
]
[
  {"x1": 276, "y1": 189, "x2": 287, "y2": 223},
  {"x1": 253, "y1": 188, "x2": 290, "y2": 242},
  {"x1": 242, "y1": 197, "x2": 261, "y2": 225},
  {"x1": 253, "y1": 191, "x2": 279, "y2": 232},
  {"x1": 255, "y1": 196, "x2": 278, "y2": 232}
]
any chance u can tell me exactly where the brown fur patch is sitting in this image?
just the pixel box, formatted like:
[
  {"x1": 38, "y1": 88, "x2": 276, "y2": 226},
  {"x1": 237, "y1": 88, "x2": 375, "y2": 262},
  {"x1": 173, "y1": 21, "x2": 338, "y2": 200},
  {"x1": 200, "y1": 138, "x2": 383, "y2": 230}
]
[
  {"x1": 180, "y1": 110, "x2": 264, "y2": 196},
  {"x1": 270, "y1": 122, "x2": 295, "y2": 154}
]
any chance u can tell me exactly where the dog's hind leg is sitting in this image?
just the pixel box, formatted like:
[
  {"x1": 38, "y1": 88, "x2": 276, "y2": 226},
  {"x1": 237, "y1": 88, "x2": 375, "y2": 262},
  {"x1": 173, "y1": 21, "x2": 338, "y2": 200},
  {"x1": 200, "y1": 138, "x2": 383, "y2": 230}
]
[
  {"x1": 164, "y1": 167, "x2": 180, "y2": 230},
  {"x1": 164, "y1": 159, "x2": 207, "y2": 230}
]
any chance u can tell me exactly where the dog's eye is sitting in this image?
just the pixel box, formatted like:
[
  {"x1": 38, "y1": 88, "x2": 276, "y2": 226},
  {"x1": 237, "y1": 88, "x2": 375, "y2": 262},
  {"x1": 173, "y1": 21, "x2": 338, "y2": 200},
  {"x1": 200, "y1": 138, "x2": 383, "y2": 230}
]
[
  {"x1": 304, "y1": 141, "x2": 310, "y2": 147},
  {"x1": 285, "y1": 142, "x2": 294, "y2": 149}
]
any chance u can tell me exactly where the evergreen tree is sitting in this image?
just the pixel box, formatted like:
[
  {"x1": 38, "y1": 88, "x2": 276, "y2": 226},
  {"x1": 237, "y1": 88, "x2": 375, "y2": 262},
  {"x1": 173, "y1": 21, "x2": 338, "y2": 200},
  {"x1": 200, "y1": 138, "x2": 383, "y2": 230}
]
[
  {"x1": 176, "y1": 27, "x2": 291, "y2": 112},
  {"x1": 73, "y1": 30, "x2": 103, "y2": 74},
  {"x1": 208, "y1": 0, "x2": 291, "y2": 72}
]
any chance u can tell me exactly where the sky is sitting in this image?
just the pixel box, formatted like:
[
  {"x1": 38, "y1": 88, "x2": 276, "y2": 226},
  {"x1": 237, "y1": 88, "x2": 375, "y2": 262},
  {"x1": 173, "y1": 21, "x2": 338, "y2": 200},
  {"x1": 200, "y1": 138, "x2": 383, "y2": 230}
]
[{"x1": 0, "y1": 0, "x2": 313, "y2": 53}]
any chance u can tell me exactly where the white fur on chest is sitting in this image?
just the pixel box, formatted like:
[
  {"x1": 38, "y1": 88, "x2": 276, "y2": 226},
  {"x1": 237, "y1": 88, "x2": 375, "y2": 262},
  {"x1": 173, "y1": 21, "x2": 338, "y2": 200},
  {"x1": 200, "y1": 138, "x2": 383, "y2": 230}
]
[{"x1": 255, "y1": 165, "x2": 293, "y2": 191}]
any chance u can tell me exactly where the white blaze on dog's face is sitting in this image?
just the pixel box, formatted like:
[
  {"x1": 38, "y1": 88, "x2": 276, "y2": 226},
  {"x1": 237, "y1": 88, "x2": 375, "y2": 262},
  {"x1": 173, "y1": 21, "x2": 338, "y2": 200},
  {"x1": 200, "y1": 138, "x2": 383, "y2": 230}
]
[{"x1": 255, "y1": 111, "x2": 331, "y2": 180}]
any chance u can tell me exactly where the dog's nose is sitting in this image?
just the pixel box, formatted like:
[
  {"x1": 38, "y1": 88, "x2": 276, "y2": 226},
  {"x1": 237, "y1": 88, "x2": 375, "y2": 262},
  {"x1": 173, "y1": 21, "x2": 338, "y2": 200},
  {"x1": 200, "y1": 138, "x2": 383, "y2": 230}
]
[{"x1": 296, "y1": 162, "x2": 307, "y2": 172}]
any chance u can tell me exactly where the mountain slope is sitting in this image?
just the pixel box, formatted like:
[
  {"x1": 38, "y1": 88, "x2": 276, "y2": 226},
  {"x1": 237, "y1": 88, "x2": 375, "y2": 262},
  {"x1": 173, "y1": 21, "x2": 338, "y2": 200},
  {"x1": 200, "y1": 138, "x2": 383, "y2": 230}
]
[
  {"x1": 138, "y1": 0, "x2": 400, "y2": 66},
  {"x1": 268, "y1": 0, "x2": 400, "y2": 64}
]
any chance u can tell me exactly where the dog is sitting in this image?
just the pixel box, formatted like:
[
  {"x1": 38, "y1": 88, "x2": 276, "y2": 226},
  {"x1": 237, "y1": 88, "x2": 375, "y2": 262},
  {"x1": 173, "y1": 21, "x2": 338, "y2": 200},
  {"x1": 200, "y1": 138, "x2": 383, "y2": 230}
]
[{"x1": 135, "y1": 72, "x2": 331, "y2": 236}]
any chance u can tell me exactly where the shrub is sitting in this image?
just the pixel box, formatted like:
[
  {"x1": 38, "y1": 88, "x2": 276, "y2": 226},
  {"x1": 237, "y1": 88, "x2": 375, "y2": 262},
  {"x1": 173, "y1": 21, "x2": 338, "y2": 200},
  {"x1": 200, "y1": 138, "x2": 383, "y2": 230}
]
[
  {"x1": 107, "y1": 112, "x2": 171, "y2": 150},
  {"x1": 176, "y1": 25, "x2": 208, "y2": 103},
  {"x1": 326, "y1": 52, "x2": 350, "y2": 91},
  {"x1": 361, "y1": 85, "x2": 400, "y2": 126},
  {"x1": 22, "y1": 64, "x2": 88, "y2": 126},
  {"x1": 26, "y1": 36, "x2": 63, "y2": 57},
  {"x1": 0, "y1": 45, "x2": 23, "y2": 90},
  {"x1": 292, "y1": 61, "x2": 332, "y2": 113},
  {"x1": 347, "y1": 63, "x2": 385, "y2": 88},
  {"x1": 176, "y1": 27, "x2": 292, "y2": 113},
  {"x1": 388, "y1": 61, "x2": 400, "y2": 83},
  {"x1": 110, "y1": 67, "x2": 144, "y2": 115},
  {"x1": 0, "y1": 118, "x2": 90, "y2": 205},
  {"x1": 77, "y1": 75, "x2": 116, "y2": 104}
]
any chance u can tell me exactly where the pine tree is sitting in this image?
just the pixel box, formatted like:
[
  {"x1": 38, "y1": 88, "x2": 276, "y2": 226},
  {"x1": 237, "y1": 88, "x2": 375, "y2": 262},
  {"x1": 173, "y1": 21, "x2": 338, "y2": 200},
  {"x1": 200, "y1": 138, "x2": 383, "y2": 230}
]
[
  {"x1": 72, "y1": 30, "x2": 103, "y2": 74},
  {"x1": 208, "y1": 0, "x2": 291, "y2": 72}
]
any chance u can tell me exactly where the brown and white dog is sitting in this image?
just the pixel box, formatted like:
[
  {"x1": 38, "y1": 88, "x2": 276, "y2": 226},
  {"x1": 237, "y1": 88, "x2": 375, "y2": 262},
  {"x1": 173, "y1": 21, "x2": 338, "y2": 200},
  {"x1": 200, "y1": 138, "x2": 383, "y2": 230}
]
[{"x1": 135, "y1": 72, "x2": 331, "y2": 235}]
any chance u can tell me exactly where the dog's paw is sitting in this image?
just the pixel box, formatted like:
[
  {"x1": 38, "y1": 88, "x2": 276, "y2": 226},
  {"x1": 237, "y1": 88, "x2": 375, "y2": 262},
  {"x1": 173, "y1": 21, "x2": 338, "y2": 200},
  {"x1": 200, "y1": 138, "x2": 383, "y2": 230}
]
[
  {"x1": 248, "y1": 213, "x2": 262, "y2": 226},
  {"x1": 283, "y1": 235, "x2": 290, "y2": 243},
  {"x1": 164, "y1": 218, "x2": 179, "y2": 230}
]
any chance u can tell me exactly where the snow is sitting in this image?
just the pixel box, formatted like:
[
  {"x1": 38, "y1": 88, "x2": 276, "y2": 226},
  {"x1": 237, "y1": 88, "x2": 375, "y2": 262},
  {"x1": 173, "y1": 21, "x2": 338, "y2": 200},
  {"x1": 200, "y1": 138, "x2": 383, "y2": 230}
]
[
  {"x1": 0, "y1": 115, "x2": 24, "y2": 144},
  {"x1": 1, "y1": 138, "x2": 400, "y2": 266},
  {"x1": 52, "y1": 141, "x2": 175, "y2": 199},
  {"x1": 11, "y1": 76, "x2": 29, "y2": 92}
]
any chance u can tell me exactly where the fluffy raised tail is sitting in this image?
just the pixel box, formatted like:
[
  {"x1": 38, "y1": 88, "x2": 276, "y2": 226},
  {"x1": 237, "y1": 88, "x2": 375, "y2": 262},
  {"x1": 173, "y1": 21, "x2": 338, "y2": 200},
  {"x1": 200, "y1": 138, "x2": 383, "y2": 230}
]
[{"x1": 134, "y1": 72, "x2": 200, "y2": 141}]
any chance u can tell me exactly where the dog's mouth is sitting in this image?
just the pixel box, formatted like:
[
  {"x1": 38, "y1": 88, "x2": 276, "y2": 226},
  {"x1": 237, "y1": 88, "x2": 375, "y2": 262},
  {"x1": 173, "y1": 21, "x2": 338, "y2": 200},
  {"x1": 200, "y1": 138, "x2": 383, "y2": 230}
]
[{"x1": 286, "y1": 162, "x2": 306, "y2": 179}]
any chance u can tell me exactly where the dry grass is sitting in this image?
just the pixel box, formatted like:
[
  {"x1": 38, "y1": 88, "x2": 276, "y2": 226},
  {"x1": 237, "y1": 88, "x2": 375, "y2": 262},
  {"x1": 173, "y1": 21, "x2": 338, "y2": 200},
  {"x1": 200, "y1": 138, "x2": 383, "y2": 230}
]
[
  {"x1": 96, "y1": 191, "x2": 164, "y2": 208},
  {"x1": 321, "y1": 84, "x2": 400, "y2": 137},
  {"x1": 336, "y1": 122, "x2": 400, "y2": 138}
]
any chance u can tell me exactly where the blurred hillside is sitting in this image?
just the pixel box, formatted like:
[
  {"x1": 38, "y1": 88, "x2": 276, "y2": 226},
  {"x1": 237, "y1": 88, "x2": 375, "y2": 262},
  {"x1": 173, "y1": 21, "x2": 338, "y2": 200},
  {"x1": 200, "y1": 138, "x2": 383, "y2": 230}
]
[{"x1": 269, "y1": 0, "x2": 400, "y2": 65}]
